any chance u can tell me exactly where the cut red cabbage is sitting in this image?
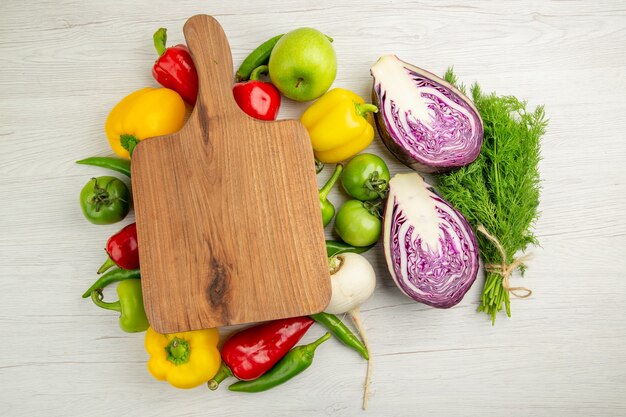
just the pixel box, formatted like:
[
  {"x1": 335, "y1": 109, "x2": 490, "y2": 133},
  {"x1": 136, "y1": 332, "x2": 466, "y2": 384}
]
[
  {"x1": 383, "y1": 172, "x2": 479, "y2": 308},
  {"x1": 371, "y1": 55, "x2": 483, "y2": 173}
]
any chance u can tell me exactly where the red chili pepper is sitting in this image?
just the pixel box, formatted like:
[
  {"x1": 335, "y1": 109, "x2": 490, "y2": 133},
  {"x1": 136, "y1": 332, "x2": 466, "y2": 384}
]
[
  {"x1": 97, "y1": 223, "x2": 140, "y2": 274},
  {"x1": 207, "y1": 316, "x2": 314, "y2": 390},
  {"x1": 152, "y1": 28, "x2": 198, "y2": 106},
  {"x1": 232, "y1": 65, "x2": 281, "y2": 121}
]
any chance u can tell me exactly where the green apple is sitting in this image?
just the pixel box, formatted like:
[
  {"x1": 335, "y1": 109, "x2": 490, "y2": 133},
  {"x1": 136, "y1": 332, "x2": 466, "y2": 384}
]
[{"x1": 269, "y1": 28, "x2": 337, "y2": 102}]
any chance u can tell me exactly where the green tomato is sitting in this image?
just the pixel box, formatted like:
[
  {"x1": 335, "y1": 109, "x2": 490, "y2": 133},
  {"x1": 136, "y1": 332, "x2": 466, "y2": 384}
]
[
  {"x1": 80, "y1": 176, "x2": 130, "y2": 225},
  {"x1": 334, "y1": 200, "x2": 382, "y2": 247},
  {"x1": 341, "y1": 153, "x2": 390, "y2": 201}
]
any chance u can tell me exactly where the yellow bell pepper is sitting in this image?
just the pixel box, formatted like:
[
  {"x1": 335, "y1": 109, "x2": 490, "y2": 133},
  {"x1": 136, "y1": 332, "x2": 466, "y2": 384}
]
[
  {"x1": 300, "y1": 88, "x2": 378, "y2": 163},
  {"x1": 105, "y1": 87, "x2": 186, "y2": 159},
  {"x1": 145, "y1": 326, "x2": 221, "y2": 389}
]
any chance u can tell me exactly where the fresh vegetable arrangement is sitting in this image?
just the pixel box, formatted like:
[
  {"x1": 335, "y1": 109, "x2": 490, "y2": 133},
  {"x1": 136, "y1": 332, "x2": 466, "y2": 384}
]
[
  {"x1": 105, "y1": 87, "x2": 186, "y2": 158},
  {"x1": 145, "y1": 327, "x2": 221, "y2": 389},
  {"x1": 371, "y1": 55, "x2": 483, "y2": 173},
  {"x1": 79, "y1": 176, "x2": 130, "y2": 225},
  {"x1": 325, "y1": 251, "x2": 377, "y2": 408},
  {"x1": 335, "y1": 199, "x2": 382, "y2": 247},
  {"x1": 76, "y1": 18, "x2": 545, "y2": 410},
  {"x1": 91, "y1": 279, "x2": 149, "y2": 333},
  {"x1": 232, "y1": 65, "x2": 281, "y2": 120},
  {"x1": 341, "y1": 154, "x2": 390, "y2": 201},
  {"x1": 319, "y1": 164, "x2": 343, "y2": 226},
  {"x1": 209, "y1": 317, "x2": 315, "y2": 389},
  {"x1": 76, "y1": 157, "x2": 131, "y2": 177},
  {"x1": 97, "y1": 223, "x2": 139, "y2": 273},
  {"x1": 383, "y1": 172, "x2": 479, "y2": 308},
  {"x1": 152, "y1": 28, "x2": 199, "y2": 105},
  {"x1": 301, "y1": 88, "x2": 378, "y2": 163},
  {"x1": 268, "y1": 28, "x2": 336, "y2": 101},
  {"x1": 437, "y1": 69, "x2": 545, "y2": 322},
  {"x1": 228, "y1": 333, "x2": 331, "y2": 393}
]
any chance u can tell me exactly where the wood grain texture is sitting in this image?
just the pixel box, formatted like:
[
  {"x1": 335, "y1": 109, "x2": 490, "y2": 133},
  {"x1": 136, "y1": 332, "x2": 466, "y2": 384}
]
[
  {"x1": 132, "y1": 15, "x2": 329, "y2": 332},
  {"x1": 1, "y1": 0, "x2": 625, "y2": 416}
]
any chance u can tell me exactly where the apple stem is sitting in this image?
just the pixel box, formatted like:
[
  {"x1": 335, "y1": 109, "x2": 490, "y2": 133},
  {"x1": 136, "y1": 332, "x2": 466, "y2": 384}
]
[
  {"x1": 295, "y1": 78, "x2": 303, "y2": 89},
  {"x1": 355, "y1": 102, "x2": 378, "y2": 118}
]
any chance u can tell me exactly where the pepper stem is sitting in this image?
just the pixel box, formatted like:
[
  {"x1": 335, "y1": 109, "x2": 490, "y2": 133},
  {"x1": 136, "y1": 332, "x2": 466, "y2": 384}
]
[
  {"x1": 90, "y1": 289, "x2": 121, "y2": 312},
  {"x1": 249, "y1": 65, "x2": 269, "y2": 81},
  {"x1": 319, "y1": 164, "x2": 343, "y2": 201},
  {"x1": 153, "y1": 28, "x2": 167, "y2": 57},
  {"x1": 315, "y1": 158, "x2": 324, "y2": 174},
  {"x1": 305, "y1": 332, "x2": 331, "y2": 353},
  {"x1": 166, "y1": 337, "x2": 191, "y2": 366},
  {"x1": 120, "y1": 134, "x2": 139, "y2": 157},
  {"x1": 207, "y1": 363, "x2": 233, "y2": 390},
  {"x1": 97, "y1": 255, "x2": 116, "y2": 274},
  {"x1": 354, "y1": 102, "x2": 378, "y2": 119}
]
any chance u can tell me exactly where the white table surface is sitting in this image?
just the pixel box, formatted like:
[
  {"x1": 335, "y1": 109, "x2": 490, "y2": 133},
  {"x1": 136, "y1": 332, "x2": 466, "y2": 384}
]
[{"x1": 2, "y1": 0, "x2": 625, "y2": 416}]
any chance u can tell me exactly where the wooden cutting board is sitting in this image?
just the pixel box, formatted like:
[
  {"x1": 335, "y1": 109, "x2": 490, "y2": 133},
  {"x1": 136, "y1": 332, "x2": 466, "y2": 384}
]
[{"x1": 131, "y1": 14, "x2": 330, "y2": 334}]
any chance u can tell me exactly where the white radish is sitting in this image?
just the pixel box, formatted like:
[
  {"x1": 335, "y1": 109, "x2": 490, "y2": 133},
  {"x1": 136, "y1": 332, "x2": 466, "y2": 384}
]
[
  {"x1": 325, "y1": 253, "x2": 376, "y2": 314},
  {"x1": 324, "y1": 252, "x2": 376, "y2": 409}
]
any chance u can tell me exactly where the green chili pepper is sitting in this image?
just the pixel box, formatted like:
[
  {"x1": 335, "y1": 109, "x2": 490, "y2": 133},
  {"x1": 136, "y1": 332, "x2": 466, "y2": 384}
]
[
  {"x1": 228, "y1": 332, "x2": 330, "y2": 393},
  {"x1": 82, "y1": 268, "x2": 140, "y2": 298},
  {"x1": 236, "y1": 34, "x2": 284, "y2": 82},
  {"x1": 319, "y1": 164, "x2": 343, "y2": 227},
  {"x1": 76, "y1": 157, "x2": 131, "y2": 177},
  {"x1": 90, "y1": 279, "x2": 149, "y2": 333},
  {"x1": 236, "y1": 34, "x2": 333, "y2": 82},
  {"x1": 325, "y1": 240, "x2": 374, "y2": 258},
  {"x1": 310, "y1": 312, "x2": 369, "y2": 360}
]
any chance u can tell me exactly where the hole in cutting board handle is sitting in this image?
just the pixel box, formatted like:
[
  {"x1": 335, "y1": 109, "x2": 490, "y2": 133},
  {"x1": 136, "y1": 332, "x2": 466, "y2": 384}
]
[{"x1": 183, "y1": 15, "x2": 241, "y2": 119}]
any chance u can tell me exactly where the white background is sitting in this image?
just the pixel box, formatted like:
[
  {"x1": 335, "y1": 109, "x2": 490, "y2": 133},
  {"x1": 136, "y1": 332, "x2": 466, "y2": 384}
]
[{"x1": 1, "y1": 1, "x2": 625, "y2": 416}]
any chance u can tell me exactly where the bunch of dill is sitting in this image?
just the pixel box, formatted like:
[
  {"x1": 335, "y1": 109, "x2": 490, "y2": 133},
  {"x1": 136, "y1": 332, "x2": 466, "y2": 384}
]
[{"x1": 436, "y1": 69, "x2": 547, "y2": 323}]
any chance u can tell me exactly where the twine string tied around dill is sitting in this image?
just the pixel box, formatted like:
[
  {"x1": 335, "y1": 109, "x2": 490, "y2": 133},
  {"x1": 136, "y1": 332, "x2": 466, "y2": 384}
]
[{"x1": 477, "y1": 225, "x2": 533, "y2": 298}]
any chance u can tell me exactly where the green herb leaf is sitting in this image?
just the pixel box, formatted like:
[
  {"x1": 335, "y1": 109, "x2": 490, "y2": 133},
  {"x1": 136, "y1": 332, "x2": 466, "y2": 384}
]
[{"x1": 437, "y1": 69, "x2": 547, "y2": 323}]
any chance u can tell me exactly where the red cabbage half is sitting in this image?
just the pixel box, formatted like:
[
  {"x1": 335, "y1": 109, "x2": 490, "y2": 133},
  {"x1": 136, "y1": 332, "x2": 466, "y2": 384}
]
[
  {"x1": 371, "y1": 55, "x2": 483, "y2": 173},
  {"x1": 383, "y1": 172, "x2": 479, "y2": 308}
]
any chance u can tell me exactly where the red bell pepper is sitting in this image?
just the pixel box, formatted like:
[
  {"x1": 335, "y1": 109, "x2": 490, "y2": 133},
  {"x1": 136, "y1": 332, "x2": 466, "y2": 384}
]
[
  {"x1": 97, "y1": 223, "x2": 140, "y2": 274},
  {"x1": 232, "y1": 65, "x2": 281, "y2": 121},
  {"x1": 207, "y1": 316, "x2": 314, "y2": 390},
  {"x1": 152, "y1": 28, "x2": 198, "y2": 106}
]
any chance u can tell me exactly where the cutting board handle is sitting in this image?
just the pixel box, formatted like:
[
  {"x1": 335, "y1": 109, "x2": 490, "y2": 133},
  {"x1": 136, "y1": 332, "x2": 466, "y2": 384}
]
[{"x1": 183, "y1": 15, "x2": 240, "y2": 118}]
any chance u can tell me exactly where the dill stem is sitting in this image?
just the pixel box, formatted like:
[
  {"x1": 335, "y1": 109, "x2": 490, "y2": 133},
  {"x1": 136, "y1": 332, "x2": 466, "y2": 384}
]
[{"x1": 491, "y1": 123, "x2": 504, "y2": 252}]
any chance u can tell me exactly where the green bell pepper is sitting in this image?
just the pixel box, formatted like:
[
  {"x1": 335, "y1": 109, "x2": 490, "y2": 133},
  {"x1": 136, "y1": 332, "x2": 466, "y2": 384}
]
[
  {"x1": 90, "y1": 279, "x2": 149, "y2": 333},
  {"x1": 319, "y1": 164, "x2": 343, "y2": 227}
]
